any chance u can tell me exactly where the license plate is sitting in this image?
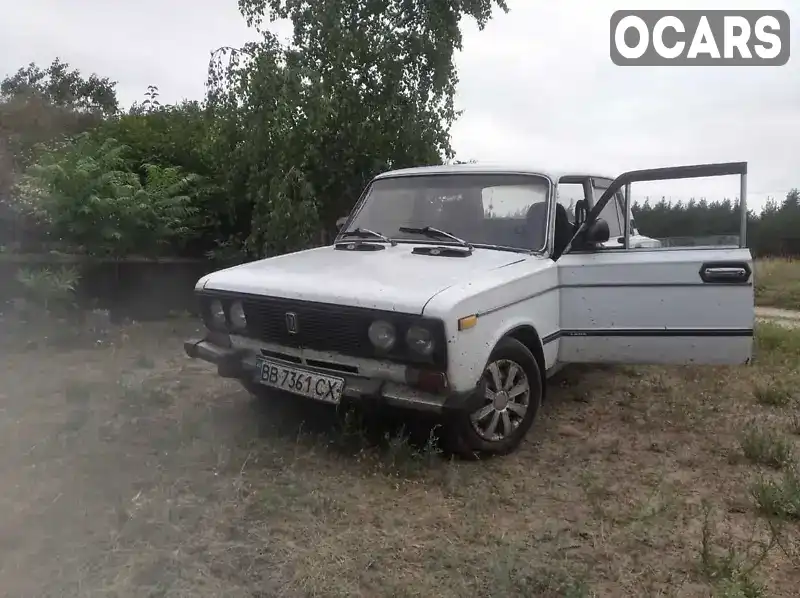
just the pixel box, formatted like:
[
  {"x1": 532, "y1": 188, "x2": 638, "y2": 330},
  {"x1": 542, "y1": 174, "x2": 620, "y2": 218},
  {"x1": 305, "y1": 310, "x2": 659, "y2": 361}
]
[{"x1": 256, "y1": 358, "x2": 345, "y2": 404}]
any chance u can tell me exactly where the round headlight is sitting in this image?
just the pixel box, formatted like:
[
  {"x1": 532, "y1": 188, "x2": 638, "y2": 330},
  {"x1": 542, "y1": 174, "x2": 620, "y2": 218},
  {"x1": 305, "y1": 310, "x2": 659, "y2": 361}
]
[
  {"x1": 209, "y1": 299, "x2": 226, "y2": 326},
  {"x1": 368, "y1": 320, "x2": 396, "y2": 351},
  {"x1": 406, "y1": 325, "x2": 434, "y2": 356},
  {"x1": 229, "y1": 300, "x2": 246, "y2": 330}
]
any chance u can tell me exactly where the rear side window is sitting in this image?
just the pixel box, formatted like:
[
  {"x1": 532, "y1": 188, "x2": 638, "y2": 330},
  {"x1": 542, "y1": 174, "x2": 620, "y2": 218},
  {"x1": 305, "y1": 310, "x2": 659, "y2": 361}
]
[{"x1": 556, "y1": 183, "x2": 584, "y2": 223}]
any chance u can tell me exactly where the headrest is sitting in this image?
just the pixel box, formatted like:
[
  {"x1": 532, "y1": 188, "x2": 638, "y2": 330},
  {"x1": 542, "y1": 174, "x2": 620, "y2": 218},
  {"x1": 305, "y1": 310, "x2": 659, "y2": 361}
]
[{"x1": 525, "y1": 201, "x2": 548, "y2": 223}]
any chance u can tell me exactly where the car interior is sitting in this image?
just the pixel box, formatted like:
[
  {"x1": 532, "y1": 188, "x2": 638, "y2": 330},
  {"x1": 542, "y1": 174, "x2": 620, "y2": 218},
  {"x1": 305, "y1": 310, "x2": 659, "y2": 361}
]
[
  {"x1": 430, "y1": 189, "x2": 575, "y2": 256},
  {"x1": 552, "y1": 203, "x2": 574, "y2": 259}
]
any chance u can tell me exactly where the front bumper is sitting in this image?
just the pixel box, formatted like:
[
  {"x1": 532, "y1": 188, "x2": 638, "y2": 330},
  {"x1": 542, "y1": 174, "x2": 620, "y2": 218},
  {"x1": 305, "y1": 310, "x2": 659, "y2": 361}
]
[{"x1": 183, "y1": 336, "x2": 480, "y2": 414}]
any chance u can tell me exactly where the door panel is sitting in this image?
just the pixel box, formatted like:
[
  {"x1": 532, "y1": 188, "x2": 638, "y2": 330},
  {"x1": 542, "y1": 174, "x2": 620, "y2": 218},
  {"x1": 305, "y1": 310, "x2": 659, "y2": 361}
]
[
  {"x1": 556, "y1": 247, "x2": 754, "y2": 365},
  {"x1": 555, "y1": 161, "x2": 753, "y2": 366}
]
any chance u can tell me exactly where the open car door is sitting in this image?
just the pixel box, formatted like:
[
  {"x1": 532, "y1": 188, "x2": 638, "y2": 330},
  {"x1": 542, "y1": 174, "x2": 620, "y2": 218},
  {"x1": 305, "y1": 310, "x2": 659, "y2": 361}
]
[{"x1": 555, "y1": 162, "x2": 753, "y2": 365}]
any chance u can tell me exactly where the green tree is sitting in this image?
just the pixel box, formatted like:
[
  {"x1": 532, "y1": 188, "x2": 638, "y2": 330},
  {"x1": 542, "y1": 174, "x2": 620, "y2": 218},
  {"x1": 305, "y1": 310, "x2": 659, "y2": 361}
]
[
  {"x1": 98, "y1": 94, "x2": 228, "y2": 256},
  {"x1": 1, "y1": 57, "x2": 119, "y2": 225},
  {"x1": 1, "y1": 58, "x2": 118, "y2": 115},
  {"x1": 0, "y1": 58, "x2": 118, "y2": 169},
  {"x1": 237, "y1": 0, "x2": 508, "y2": 228},
  {"x1": 207, "y1": 36, "x2": 323, "y2": 257},
  {"x1": 631, "y1": 189, "x2": 800, "y2": 257},
  {"x1": 208, "y1": 0, "x2": 508, "y2": 257}
]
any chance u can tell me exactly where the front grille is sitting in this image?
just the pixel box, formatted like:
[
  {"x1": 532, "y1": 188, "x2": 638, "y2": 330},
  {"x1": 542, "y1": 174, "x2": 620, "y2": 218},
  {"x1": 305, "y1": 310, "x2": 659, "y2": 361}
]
[
  {"x1": 201, "y1": 292, "x2": 447, "y2": 367},
  {"x1": 242, "y1": 295, "x2": 373, "y2": 356}
]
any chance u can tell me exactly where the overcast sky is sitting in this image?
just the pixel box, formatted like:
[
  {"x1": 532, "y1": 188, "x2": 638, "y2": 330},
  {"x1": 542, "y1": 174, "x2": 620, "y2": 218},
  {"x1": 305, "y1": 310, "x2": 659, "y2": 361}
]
[{"x1": 1, "y1": 0, "x2": 797, "y2": 210}]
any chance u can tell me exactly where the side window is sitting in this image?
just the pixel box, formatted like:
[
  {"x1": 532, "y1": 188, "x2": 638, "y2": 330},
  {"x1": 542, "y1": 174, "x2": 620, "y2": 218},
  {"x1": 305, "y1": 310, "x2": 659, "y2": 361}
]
[
  {"x1": 624, "y1": 175, "x2": 743, "y2": 250},
  {"x1": 564, "y1": 173, "x2": 746, "y2": 252},
  {"x1": 556, "y1": 183, "x2": 584, "y2": 223}
]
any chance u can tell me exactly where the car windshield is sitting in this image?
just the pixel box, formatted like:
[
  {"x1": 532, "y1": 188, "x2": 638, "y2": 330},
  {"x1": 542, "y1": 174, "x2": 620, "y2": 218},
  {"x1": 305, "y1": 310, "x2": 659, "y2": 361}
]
[{"x1": 343, "y1": 173, "x2": 551, "y2": 252}]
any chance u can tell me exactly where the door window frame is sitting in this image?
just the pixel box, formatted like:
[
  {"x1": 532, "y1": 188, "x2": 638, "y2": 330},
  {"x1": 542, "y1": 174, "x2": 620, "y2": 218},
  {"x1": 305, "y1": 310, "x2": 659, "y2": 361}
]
[
  {"x1": 557, "y1": 175, "x2": 630, "y2": 254},
  {"x1": 590, "y1": 177, "x2": 626, "y2": 243},
  {"x1": 558, "y1": 162, "x2": 749, "y2": 259}
]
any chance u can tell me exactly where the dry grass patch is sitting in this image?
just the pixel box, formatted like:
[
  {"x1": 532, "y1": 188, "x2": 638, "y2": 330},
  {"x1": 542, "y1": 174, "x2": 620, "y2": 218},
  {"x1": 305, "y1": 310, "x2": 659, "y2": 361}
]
[
  {"x1": 756, "y1": 321, "x2": 800, "y2": 358},
  {"x1": 755, "y1": 258, "x2": 800, "y2": 310},
  {"x1": 738, "y1": 423, "x2": 794, "y2": 469},
  {"x1": 2, "y1": 316, "x2": 800, "y2": 597},
  {"x1": 697, "y1": 502, "x2": 773, "y2": 598},
  {"x1": 751, "y1": 468, "x2": 800, "y2": 521},
  {"x1": 754, "y1": 383, "x2": 794, "y2": 407},
  {"x1": 219, "y1": 326, "x2": 800, "y2": 597}
]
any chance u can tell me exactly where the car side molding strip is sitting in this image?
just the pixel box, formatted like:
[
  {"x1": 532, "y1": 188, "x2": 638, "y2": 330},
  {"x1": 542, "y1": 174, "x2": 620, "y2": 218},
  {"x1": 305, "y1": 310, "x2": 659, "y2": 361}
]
[{"x1": 542, "y1": 328, "x2": 753, "y2": 345}]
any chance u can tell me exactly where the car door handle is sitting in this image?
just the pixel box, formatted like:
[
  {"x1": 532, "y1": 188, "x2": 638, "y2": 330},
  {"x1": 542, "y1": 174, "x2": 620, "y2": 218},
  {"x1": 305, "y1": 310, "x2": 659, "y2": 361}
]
[
  {"x1": 699, "y1": 262, "x2": 751, "y2": 283},
  {"x1": 706, "y1": 267, "x2": 746, "y2": 277}
]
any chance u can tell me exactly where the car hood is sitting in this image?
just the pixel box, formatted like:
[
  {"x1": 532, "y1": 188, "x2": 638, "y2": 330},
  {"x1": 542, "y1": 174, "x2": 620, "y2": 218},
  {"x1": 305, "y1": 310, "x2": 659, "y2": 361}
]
[{"x1": 200, "y1": 244, "x2": 529, "y2": 314}]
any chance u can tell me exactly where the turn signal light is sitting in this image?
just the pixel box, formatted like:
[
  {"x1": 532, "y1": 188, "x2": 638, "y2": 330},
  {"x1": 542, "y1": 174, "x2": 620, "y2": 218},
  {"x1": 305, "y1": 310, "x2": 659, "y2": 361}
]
[
  {"x1": 406, "y1": 369, "x2": 448, "y2": 393},
  {"x1": 458, "y1": 314, "x2": 478, "y2": 331}
]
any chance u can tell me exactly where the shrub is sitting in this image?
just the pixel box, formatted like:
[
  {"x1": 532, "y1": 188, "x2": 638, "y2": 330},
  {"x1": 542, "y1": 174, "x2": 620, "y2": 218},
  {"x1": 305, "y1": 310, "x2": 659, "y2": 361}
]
[
  {"x1": 15, "y1": 265, "x2": 80, "y2": 312},
  {"x1": 739, "y1": 424, "x2": 794, "y2": 469},
  {"x1": 15, "y1": 134, "x2": 199, "y2": 257},
  {"x1": 751, "y1": 468, "x2": 800, "y2": 520}
]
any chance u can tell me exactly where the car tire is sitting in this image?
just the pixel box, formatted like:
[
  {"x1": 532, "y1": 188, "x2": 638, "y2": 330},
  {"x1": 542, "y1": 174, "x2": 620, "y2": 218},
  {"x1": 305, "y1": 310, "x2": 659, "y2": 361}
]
[{"x1": 445, "y1": 337, "x2": 542, "y2": 459}]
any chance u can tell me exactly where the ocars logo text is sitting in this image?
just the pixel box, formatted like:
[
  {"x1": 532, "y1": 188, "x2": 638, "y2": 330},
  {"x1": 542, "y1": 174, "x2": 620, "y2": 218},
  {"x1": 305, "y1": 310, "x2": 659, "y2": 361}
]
[{"x1": 610, "y1": 10, "x2": 790, "y2": 66}]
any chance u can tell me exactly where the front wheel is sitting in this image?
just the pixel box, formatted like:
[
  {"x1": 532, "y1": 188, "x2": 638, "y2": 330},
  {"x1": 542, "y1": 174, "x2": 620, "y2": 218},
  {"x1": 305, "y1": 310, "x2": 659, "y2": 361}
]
[{"x1": 446, "y1": 337, "x2": 542, "y2": 458}]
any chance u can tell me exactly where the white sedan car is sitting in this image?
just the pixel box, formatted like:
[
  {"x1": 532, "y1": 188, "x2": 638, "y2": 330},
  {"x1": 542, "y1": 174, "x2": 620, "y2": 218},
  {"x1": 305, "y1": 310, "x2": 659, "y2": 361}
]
[{"x1": 185, "y1": 161, "x2": 753, "y2": 457}]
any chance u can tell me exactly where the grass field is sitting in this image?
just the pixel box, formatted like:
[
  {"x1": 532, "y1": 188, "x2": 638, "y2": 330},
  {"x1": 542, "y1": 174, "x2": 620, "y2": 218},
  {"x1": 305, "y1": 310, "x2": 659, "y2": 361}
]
[
  {"x1": 1, "y1": 311, "x2": 800, "y2": 597},
  {"x1": 755, "y1": 258, "x2": 800, "y2": 311}
]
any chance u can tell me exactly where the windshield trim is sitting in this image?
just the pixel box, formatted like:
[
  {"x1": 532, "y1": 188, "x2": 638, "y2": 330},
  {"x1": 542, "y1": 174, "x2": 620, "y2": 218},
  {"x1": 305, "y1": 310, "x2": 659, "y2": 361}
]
[{"x1": 335, "y1": 172, "x2": 555, "y2": 255}]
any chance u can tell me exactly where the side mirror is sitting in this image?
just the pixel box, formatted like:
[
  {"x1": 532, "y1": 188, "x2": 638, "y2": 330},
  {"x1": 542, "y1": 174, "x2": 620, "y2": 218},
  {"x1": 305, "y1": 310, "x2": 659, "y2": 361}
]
[
  {"x1": 585, "y1": 218, "x2": 610, "y2": 244},
  {"x1": 335, "y1": 216, "x2": 347, "y2": 230}
]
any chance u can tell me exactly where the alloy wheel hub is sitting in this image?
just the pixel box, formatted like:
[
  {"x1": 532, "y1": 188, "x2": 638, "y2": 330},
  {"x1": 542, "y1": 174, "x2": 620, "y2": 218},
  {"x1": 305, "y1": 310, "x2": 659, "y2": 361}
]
[{"x1": 492, "y1": 391, "x2": 510, "y2": 411}]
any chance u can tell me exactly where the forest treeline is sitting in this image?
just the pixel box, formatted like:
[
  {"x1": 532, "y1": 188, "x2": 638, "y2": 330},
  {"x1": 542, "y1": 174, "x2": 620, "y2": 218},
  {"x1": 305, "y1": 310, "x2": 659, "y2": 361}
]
[{"x1": 632, "y1": 192, "x2": 799, "y2": 256}]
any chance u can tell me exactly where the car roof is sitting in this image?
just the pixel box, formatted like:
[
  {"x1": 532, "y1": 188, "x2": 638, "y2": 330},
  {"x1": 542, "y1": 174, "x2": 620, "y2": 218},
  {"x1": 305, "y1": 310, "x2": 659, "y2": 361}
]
[{"x1": 373, "y1": 162, "x2": 617, "y2": 184}]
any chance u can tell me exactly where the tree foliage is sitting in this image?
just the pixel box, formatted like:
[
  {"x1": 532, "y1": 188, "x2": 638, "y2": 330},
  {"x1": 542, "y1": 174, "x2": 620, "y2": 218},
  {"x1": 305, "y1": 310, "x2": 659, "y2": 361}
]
[
  {"x1": 99, "y1": 97, "x2": 213, "y2": 176},
  {"x1": 207, "y1": 37, "x2": 322, "y2": 258},
  {"x1": 632, "y1": 190, "x2": 800, "y2": 257},
  {"x1": 754, "y1": 190, "x2": 800, "y2": 256},
  {"x1": 3, "y1": 3, "x2": 511, "y2": 259},
  {"x1": 1, "y1": 58, "x2": 118, "y2": 115},
  {"x1": 204, "y1": 0, "x2": 509, "y2": 254},
  {"x1": 238, "y1": 0, "x2": 507, "y2": 112},
  {"x1": 98, "y1": 96, "x2": 227, "y2": 254},
  {"x1": 3, "y1": 8, "x2": 798, "y2": 263},
  {"x1": 0, "y1": 58, "x2": 119, "y2": 200},
  {"x1": 17, "y1": 134, "x2": 198, "y2": 257}
]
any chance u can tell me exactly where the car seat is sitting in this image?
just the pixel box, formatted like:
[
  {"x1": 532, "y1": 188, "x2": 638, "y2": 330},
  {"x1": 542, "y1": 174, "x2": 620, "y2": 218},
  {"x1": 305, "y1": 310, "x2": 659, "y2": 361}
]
[
  {"x1": 439, "y1": 196, "x2": 481, "y2": 242},
  {"x1": 524, "y1": 202, "x2": 548, "y2": 250},
  {"x1": 552, "y1": 203, "x2": 574, "y2": 260}
]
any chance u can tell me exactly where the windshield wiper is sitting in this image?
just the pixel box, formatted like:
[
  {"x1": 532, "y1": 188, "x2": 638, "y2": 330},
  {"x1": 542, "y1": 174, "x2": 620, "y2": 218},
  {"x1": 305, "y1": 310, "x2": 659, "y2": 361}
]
[
  {"x1": 398, "y1": 226, "x2": 473, "y2": 250},
  {"x1": 340, "y1": 228, "x2": 396, "y2": 246}
]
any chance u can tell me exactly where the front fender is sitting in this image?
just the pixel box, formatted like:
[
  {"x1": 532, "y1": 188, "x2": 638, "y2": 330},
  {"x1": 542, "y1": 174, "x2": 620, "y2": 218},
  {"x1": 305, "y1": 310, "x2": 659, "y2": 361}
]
[
  {"x1": 447, "y1": 312, "x2": 557, "y2": 392},
  {"x1": 423, "y1": 257, "x2": 560, "y2": 393}
]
